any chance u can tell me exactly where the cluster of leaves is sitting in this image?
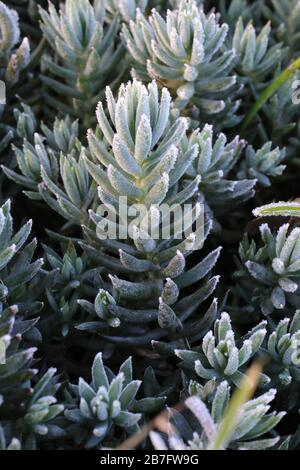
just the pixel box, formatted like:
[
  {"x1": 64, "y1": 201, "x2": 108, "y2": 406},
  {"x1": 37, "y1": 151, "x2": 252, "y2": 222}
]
[{"x1": 1, "y1": 0, "x2": 300, "y2": 451}]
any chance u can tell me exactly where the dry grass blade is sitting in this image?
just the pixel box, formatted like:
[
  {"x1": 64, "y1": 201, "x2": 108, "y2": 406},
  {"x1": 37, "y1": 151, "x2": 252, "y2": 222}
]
[
  {"x1": 209, "y1": 362, "x2": 263, "y2": 450},
  {"x1": 117, "y1": 402, "x2": 186, "y2": 450}
]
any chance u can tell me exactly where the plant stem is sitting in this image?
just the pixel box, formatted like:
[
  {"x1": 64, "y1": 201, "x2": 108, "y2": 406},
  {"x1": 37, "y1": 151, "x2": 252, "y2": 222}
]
[{"x1": 242, "y1": 56, "x2": 300, "y2": 130}]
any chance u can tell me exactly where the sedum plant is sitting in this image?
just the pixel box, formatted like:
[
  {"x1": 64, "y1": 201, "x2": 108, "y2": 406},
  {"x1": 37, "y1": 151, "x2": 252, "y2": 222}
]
[
  {"x1": 234, "y1": 223, "x2": 300, "y2": 316},
  {"x1": 150, "y1": 383, "x2": 285, "y2": 450},
  {"x1": 13, "y1": 368, "x2": 64, "y2": 450},
  {"x1": 0, "y1": 0, "x2": 300, "y2": 453},
  {"x1": 262, "y1": 0, "x2": 300, "y2": 57},
  {"x1": 0, "y1": 305, "x2": 37, "y2": 420},
  {"x1": 42, "y1": 242, "x2": 104, "y2": 336},
  {"x1": 39, "y1": 0, "x2": 124, "y2": 127},
  {"x1": 237, "y1": 142, "x2": 286, "y2": 187},
  {"x1": 0, "y1": 199, "x2": 43, "y2": 310},
  {"x1": 122, "y1": 0, "x2": 237, "y2": 120},
  {"x1": 75, "y1": 79, "x2": 221, "y2": 351},
  {"x1": 64, "y1": 353, "x2": 165, "y2": 449},
  {"x1": 233, "y1": 17, "x2": 283, "y2": 85},
  {"x1": 2, "y1": 114, "x2": 83, "y2": 203},
  {"x1": 0, "y1": 1, "x2": 30, "y2": 87},
  {"x1": 0, "y1": 200, "x2": 45, "y2": 441},
  {"x1": 105, "y1": 0, "x2": 148, "y2": 23},
  {"x1": 175, "y1": 312, "x2": 268, "y2": 386},
  {"x1": 264, "y1": 310, "x2": 300, "y2": 393},
  {"x1": 184, "y1": 124, "x2": 255, "y2": 213},
  {"x1": 0, "y1": 1, "x2": 31, "y2": 160},
  {"x1": 216, "y1": 0, "x2": 258, "y2": 28}
]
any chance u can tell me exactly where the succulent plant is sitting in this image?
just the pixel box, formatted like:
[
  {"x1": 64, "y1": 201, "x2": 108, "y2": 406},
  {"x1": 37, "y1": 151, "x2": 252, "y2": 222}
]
[
  {"x1": 176, "y1": 312, "x2": 268, "y2": 386},
  {"x1": 235, "y1": 224, "x2": 300, "y2": 316},
  {"x1": 65, "y1": 353, "x2": 165, "y2": 448},
  {"x1": 0, "y1": 0, "x2": 299, "y2": 453},
  {"x1": 122, "y1": 0, "x2": 237, "y2": 120}
]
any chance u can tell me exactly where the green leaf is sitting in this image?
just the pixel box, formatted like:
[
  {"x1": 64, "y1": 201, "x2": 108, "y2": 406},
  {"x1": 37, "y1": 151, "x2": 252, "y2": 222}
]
[
  {"x1": 91, "y1": 353, "x2": 109, "y2": 391},
  {"x1": 253, "y1": 202, "x2": 300, "y2": 218}
]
